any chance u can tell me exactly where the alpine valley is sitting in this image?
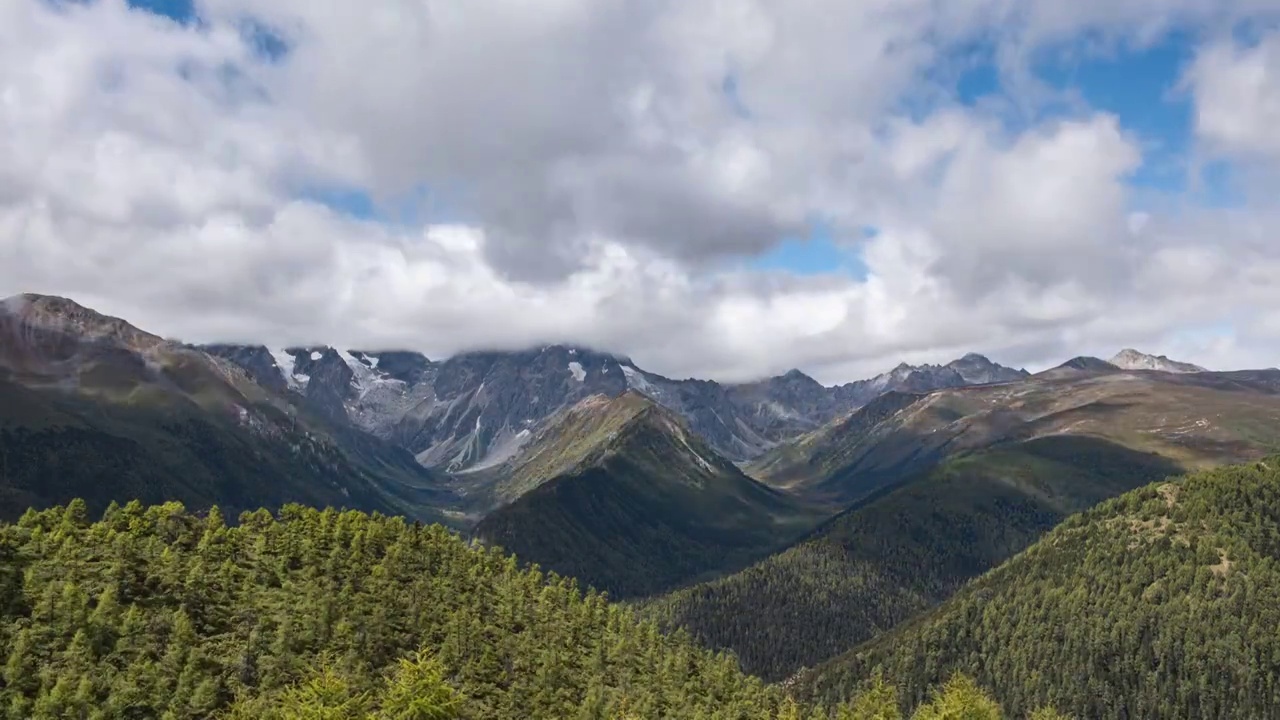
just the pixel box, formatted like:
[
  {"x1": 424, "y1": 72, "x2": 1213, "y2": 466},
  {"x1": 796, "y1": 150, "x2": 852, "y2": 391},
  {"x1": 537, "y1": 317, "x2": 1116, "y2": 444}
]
[{"x1": 6, "y1": 293, "x2": 1280, "y2": 718}]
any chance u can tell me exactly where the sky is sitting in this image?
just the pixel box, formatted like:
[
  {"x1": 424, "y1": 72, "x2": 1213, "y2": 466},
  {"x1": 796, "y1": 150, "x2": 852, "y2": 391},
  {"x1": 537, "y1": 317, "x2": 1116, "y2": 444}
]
[{"x1": 1, "y1": 0, "x2": 1279, "y2": 384}]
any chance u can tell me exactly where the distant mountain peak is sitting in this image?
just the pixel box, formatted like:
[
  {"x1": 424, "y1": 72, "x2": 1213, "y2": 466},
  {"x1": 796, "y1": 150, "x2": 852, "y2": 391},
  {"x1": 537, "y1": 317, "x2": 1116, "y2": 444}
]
[
  {"x1": 1110, "y1": 348, "x2": 1206, "y2": 373},
  {"x1": 1033, "y1": 356, "x2": 1121, "y2": 380},
  {"x1": 772, "y1": 368, "x2": 823, "y2": 388}
]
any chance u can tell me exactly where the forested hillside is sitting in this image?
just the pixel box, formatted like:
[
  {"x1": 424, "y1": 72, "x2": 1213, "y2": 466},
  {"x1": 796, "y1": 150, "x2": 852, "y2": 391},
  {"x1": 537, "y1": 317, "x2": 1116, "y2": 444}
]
[
  {"x1": 644, "y1": 436, "x2": 1181, "y2": 680},
  {"x1": 0, "y1": 501, "x2": 1072, "y2": 719},
  {"x1": 798, "y1": 458, "x2": 1280, "y2": 719}
]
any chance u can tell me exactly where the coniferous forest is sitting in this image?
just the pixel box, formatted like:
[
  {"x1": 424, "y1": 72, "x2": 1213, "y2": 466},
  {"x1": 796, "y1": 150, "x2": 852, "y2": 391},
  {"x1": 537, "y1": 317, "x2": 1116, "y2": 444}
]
[
  {"x1": 0, "y1": 499, "x2": 1072, "y2": 719},
  {"x1": 798, "y1": 460, "x2": 1280, "y2": 719}
]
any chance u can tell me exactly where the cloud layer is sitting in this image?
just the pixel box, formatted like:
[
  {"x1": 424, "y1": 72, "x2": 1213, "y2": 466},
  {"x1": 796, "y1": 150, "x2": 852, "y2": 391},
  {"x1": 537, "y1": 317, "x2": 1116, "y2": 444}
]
[{"x1": 1, "y1": 0, "x2": 1279, "y2": 382}]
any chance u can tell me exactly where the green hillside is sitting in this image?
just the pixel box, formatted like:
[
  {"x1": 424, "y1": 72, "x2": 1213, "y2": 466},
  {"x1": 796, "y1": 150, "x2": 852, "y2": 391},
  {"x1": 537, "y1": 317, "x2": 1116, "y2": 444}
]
[
  {"x1": 644, "y1": 436, "x2": 1182, "y2": 680},
  {"x1": 0, "y1": 501, "x2": 1064, "y2": 720},
  {"x1": 474, "y1": 393, "x2": 824, "y2": 598},
  {"x1": 798, "y1": 458, "x2": 1280, "y2": 719},
  {"x1": 490, "y1": 391, "x2": 660, "y2": 505}
]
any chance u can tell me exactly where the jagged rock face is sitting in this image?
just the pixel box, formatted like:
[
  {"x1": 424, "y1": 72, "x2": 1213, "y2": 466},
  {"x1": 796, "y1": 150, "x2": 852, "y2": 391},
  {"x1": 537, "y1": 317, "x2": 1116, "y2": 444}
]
[
  {"x1": 666, "y1": 370, "x2": 840, "y2": 459},
  {"x1": 352, "y1": 350, "x2": 432, "y2": 385},
  {"x1": 395, "y1": 346, "x2": 632, "y2": 470},
  {"x1": 291, "y1": 347, "x2": 356, "y2": 425},
  {"x1": 200, "y1": 344, "x2": 287, "y2": 393}
]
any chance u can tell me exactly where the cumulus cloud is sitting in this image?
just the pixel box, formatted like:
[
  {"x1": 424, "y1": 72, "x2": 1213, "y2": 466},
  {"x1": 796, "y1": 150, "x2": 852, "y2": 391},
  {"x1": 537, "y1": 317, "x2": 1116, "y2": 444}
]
[
  {"x1": 2, "y1": 0, "x2": 1280, "y2": 383},
  {"x1": 1185, "y1": 32, "x2": 1280, "y2": 159}
]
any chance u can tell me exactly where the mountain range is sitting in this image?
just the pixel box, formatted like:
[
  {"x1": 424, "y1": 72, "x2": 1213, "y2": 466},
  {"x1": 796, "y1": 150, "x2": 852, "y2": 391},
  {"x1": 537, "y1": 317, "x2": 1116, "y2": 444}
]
[
  {"x1": 199, "y1": 341, "x2": 1030, "y2": 472},
  {"x1": 6, "y1": 292, "x2": 1280, "y2": 716}
]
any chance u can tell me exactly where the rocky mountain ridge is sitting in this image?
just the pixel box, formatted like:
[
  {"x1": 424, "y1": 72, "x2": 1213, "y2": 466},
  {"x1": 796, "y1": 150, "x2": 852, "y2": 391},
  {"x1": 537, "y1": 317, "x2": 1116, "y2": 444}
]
[
  {"x1": 1110, "y1": 348, "x2": 1207, "y2": 373},
  {"x1": 201, "y1": 341, "x2": 1032, "y2": 472}
]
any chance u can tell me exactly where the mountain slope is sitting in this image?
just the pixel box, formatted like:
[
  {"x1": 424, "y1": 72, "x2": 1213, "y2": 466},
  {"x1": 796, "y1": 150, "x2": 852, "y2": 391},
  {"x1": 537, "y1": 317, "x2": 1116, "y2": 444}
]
[
  {"x1": 749, "y1": 367, "x2": 1280, "y2": 504},
  {"x1": 472, "y1": 392, "x2": 823, "y2": 598},
  {"x1": 644, "y1": 435, "x2": 1182, "y2": 680},
  {"x1": 648, "y1": 368, "x2": 1280, "y2": 679},
  {"x1": 799, "y1": 458, "x2": 1280, "y2": 720},
  {"x1": 0, "y1": 294, "x2": 453, "y2": 523}
]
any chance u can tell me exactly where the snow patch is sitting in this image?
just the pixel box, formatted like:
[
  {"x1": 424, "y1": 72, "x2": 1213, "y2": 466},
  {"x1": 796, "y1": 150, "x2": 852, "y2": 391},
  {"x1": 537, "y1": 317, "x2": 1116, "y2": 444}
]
[
  {"x1": 620, "y1": 364, "x2": 656, "y2": 393},
  {"x1": 338, "y1": 349, "x2": 406, "y2": 400},
  {"x1": 310, "y1": 351, "x2": 322, "y2": 361},
  {"x1": 368, "y1": 355, "x2": 380, "y2": 369},
  {"x1": 568, "y1": 361, "x2": 586, "y2": 382},
  {"x1": 269, "y1": 348, "x2": 308, "y2": 390}
]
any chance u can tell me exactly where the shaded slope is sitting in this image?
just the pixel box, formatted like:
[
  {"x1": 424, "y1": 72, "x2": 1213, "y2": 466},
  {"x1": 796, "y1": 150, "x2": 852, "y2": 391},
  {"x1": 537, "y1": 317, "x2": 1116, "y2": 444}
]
[
  {"x1": 0, "y1": 294, "x2": 454, "y2": 523},
  {"x1": 799, "y1": 458, "x2": 1280, "y2": 720},
  {"x1": 644, "y1": 436, "x2": 1182, "y2": 680},
  {"x1": 473, "y1": 392, "x2": 823, "y2": 598}
]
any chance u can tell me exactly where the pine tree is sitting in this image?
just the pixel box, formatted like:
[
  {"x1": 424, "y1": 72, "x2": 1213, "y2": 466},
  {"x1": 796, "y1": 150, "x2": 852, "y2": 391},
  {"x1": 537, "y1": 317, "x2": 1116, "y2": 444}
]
[
  {"x1": 376, "y1": 650, "x2": 461, "y2": 720},
  {"x1": 909, "y1": 674, "x2": 1001, "y2": 720},
  {"x1": 836, "y1": 672, "x2": 901, "y2": 720}
]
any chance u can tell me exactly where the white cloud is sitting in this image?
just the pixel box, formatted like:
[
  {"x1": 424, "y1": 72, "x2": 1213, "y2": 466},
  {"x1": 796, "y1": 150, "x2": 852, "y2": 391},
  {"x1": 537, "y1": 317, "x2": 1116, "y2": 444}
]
[
  {"x1": 2, "y1": 0, "x2": 1280, "y2": 384},
  {"x1": 1186, "y1": 32, "x2": 1280, "y2": 159}
]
